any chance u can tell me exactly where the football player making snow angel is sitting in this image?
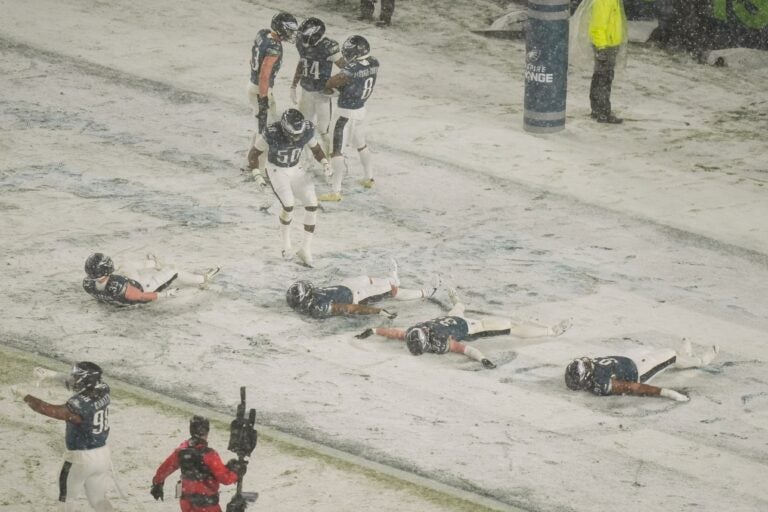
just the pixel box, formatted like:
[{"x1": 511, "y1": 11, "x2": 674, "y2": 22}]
[
  {"x1": 356, "y1": 289, "x2": 572, "y2": 368},
  {"x1": 248, "y1": 12, "x2": 299, "y2": 185},
  {"x1": 318, "y1": 35, "x2": 379, "y2": 202},
  {"x1": 286, "y1": 260, "x2": 440, "y2": 319},
  {"x1": 290, "y1": 17, "x2": 344, "y2": 155},
  {"x1": 151, "y1": 415, "x2": 248, "y2": 512},
  {"x1": 564, "y1": 339, "x2": 719, "y2": 402},
  {"x1": 11, "y1": 362, "x2": 115, "y2": 512},
  {"x1": 82, "y1": 252, "x2": 219, "y2": 306},
  {"x1": 246, "y1": 108, "x2": 331, "y2": 267}
]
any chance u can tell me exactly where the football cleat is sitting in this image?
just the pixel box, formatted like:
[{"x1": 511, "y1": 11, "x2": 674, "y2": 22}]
[
  {"x1": 447, "y1": 287, "x2": 460, "y2": 306},
  {"x1": 200, "y1": 267, "x2": 220, "y2": 289},
  {"x1": 297, "y1": 248, "x2": 314, "y2": 267},
  {"x1": 550, "y1": 318, "x2": 573, "y2": 337},
  {"x1": 358, "y1": 178, "x2": 375, "y2": 189},
  {"x1": 318, "y1": 192, "x2": 343, "y2": 202}
]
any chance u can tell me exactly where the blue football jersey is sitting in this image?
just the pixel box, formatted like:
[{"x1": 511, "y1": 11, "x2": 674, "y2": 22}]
[
  {"x1": 299, "y1": 285, "x2": 355, "y2": 318},
  {"x1": 65, "y1": 384, "x2": 111, "y2": 450},
  {"x1": 262, "y1": 120, "x2": 316, "y2": 167},
  {"x1": 297, "y1": 38, "x2": 340, "y2": 92},
  {"x1": 408, "y1": 316, "x2": 470, "y2": 355},
  {"x1": 83, "y1": 275, "x2": 145, "y2": 306},
  {"x1": 337, "y1": 56, "x2": 379, "y2": 109},
  {"x1": 251, "y1": 29, "x2": 283, "y2": 86},
  {"x1": 590, "y1": 356, "x2": 639, "y2": 396}
]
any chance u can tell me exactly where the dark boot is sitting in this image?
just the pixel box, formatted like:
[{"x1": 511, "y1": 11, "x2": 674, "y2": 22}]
[
  {"x1": 596, "y1": 113, "x2": 623, "y2": 124},
  {"x1": 359, "y1": 0, "x2": 375, "y2": 21}
]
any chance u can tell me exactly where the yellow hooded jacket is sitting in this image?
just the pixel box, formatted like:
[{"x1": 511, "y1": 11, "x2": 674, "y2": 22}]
[{"x1": 589, "y1": 0, "x2": 627, "y2": 49}]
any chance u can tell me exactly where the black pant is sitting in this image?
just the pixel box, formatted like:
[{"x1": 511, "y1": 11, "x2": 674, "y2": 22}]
[
  {"x1": 589, "y1": 46, "x2": 618, "y2": 117},
  {"x1": 361, "y1": 0, "x2": 395, "y2": 23}
]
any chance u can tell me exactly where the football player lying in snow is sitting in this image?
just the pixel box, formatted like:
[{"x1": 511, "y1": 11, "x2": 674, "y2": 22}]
[
  {"x1": 286, "y1": 260, "x2": 440, "y2": 319},
  {"x1": 82, "y1": 252, "x2": 219, "y2": 306},
  {"x1": 564, "y1": 339, "x2": 719, "y2": 402},
  {"x1": 356, "y1": 289, "x2": 572, "y2": 369}
]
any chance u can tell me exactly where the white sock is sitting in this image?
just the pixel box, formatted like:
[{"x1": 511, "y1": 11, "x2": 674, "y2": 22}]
[
  {"x1": 331, "y1": 156, "x2": 345, "y2": 193},
  {"x1": 359, "y1": 146, "x2": 373, "y2": 180}
]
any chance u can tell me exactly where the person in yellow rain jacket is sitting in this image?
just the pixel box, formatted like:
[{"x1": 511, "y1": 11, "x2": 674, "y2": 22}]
[{"x1": 588, "y1": 0, "x2": 627, "y2": 124}]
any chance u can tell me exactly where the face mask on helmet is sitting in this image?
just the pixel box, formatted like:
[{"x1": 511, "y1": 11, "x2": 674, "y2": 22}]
[
  {"x1": 272, "y1": 12, "x2": 298, "y2": 43},
  {"x1": 286, "y1": 280, "x2": 313, "y2": 309},
  {"x1": 85, "y1": 253, "x2": 114, "y2": 279},
  {"x1": 69, "y1": 361, "x2": 103, "y2": 392},
  {"x1": 280, "y1": 109, "x2": 306, "y2": 141},
  {"x1": 564, "y1": 357, "x2": 594, "y2": 390},
  {"x1": 341, "y1": 35, "x2": 370, "y2": 62},
  {"x1": 298, "y1": 18, "x2": 325, "y2": 47},
  {"x1": 405, "y1": 328, "x2": 428, "y2": 356}
]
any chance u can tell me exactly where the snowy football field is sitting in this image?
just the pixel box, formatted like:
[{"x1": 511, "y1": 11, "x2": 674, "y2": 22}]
[{"x1": 2, "y1": 0, "x2": 767, "y2": 511}]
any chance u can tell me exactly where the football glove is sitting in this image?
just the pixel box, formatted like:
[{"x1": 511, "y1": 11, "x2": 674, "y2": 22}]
[
  {"x1": 355, "y1": 328, "x2": 374, "y2": 339},
  {"x1": 481, "y1": 359, "x2": 497, "y2": 369},
  {"x1": 660, "y1": 388, "x2": 689, "y2": 402},
  {"x1": 10, "y1": 385, "x2": 30, "y2": 401},
  {"x1": 378, "y1": 308, "x2": 397, "y2": 320},
  {"x1": 226, "y1": 458, "x2": 248, "y2": 477},
  {"x1": 150, "y1": 482, "x2": 164, "y2": 501}
]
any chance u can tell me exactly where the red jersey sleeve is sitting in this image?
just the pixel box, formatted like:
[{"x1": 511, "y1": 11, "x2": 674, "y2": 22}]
[
  {"x1": 153, "y1": 445, "x2": 182, "y2": 485},
  {"x1": 203, "y1": 450, "x2": 239, "y2": 486}
]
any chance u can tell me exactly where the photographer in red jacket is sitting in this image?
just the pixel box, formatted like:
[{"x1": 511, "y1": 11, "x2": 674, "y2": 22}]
[{"x1": 151, "y1": 416, "x2": 245, "y2": 512}]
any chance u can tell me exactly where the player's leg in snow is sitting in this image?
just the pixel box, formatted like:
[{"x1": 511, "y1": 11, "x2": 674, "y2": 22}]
[
  {"x1": 675, "y1": 339, "x2": 719, "y2": 368},
  {"x1": 635, "y1": 348, "x2": 678, "y2": 383},
  {"x1": 352, "y1": 118, "x2": 374, "y2": 189},
  {"x1": 319, "y1": 116, "x2": 349, "y2": 201},
  {"x1": 267, "y1": 164, "x2": 297, "y2": 260},
  {"x1": 279, "y1": 209, "x2": 294, "y2": 260},
  {"x1": 297, "y1": 206, "x2": 317, "y2": 267}
]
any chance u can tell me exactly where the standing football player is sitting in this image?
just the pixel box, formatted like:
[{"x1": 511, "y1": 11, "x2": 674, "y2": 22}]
[
  {"x1": 564, "y1": 340, "x2": 719, "y2": 401},
  {"x1": 290, "y1": 17, "x2": 344, "y2": 156},
  {"x1": 356, "y1": 289, "x2": 572, "y2": 368},
  {"x1": 246, "y1": 108, "x2": 331, "y2": 267},
  {"x1": 248, "y1": 12, "x2": 299, "y2": 187},
  {"x1": 12, "y1": 362, "x2": 115, "y2": 512},
  {"x1": 318, "y1": 35, "x2": 380, "y2": 202}
]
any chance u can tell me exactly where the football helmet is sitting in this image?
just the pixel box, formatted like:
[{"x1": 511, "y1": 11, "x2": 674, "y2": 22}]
[
  {"x1": 190, "y1": 415, "x2": 210, "y2": 439},
  {"x1": 564, "y1": 357, "x2": 595, "y2": 390},
  {"x1": 405, "y1": 327, "x2": 428, "y2": 356},
  {"x1": 84, "y1": 253, "x2": 114, "y2": 279},
  {"x1": 280, "y1": 109, "x2": 306, "y2": 141},
  {"x1": 271, "y1": 12, "x2": 298, "y2": 42},
  {"x1": 286, "y1": 280, "x2": 313, "y2": 309},
  {"x1": 341, "y1": 35, "x2": 370, "y2": 62},
  {"x1": 298, "y1": 17, "x2": 325, "y2": 47},
  {"x1": 70, "y1": 361, "x2": 103, "y2": 392}
]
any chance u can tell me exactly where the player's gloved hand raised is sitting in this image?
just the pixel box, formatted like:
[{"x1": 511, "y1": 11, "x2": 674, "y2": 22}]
[
  {"x1": 33, "y1": 367, "x2": 61, "y2": 386},
  {"x1": 378, "y1": 308, "x2": 397, "y2": 320},
  {"x1": 290, "y1": 86, "x2": 298, "y2": 105},
  {"x1": 150, "y1": 482, "x2": 164, "y2": 501},
  {"x1": 355, "y1": 328, "x2": 374, "y2": 339},
  {"x1": 481, "y1": 359, "x2": 497, "y2": 369},
  {"x1": 226, "y1": 458, "x2": 248, "y2": 477}
]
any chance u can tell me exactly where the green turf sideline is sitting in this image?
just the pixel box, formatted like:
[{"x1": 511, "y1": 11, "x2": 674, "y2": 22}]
[{"x1": 1, "y1": 343, "x2": 528, "y2": 512}]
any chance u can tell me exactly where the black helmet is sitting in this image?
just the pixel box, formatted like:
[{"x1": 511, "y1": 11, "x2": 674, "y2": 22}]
[
  {"x1": 286, "y1": 280, "x2": 313, "y2": 309},
  {"x1": 271, "y1": 12, "x2": 298, "y2": 42},
  {"x1": 85, "y1": 253, "x2": 114, "y2": 279},
  {"x1": 405, "y1": 327, "x2": 428, "y2": 356},
  {"x1": 564, "y1": 357, "x2": 594, "y2": 390},
  {"x1": 71, "y1": 361, "x2": 103, "y2": 392},
  {"x1": 280, "y1": 109, "x2": 306, "y2": 141},
  {"x1": 298, "y1": 17, "x2": 326, "y2": 47},
  {"x1": 341, "y1": 35, "x2": 370, "y2": 62},
  {"x1": 190, "y1": 415, "x2": 210, "y2": 439}
]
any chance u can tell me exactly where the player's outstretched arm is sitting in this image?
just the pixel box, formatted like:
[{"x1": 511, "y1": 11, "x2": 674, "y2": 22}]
[
  {"x1": 16, "y1": 393, "x2": 83, "y2": 423},
  {"x1": 611, "y1": 379, "x2": 689, "y2": 402},
  {"x1": 356, "y1": 327, "x2": 406, "y2": 340},
  {"x1": 449, "y1": 339, "x2": 496, "y2": 369}
]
